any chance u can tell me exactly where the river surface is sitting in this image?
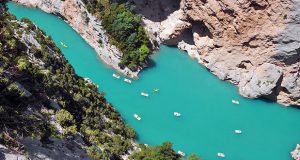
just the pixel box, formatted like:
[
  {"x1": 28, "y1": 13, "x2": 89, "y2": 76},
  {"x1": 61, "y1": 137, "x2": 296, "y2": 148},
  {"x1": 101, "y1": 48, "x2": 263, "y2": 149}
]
[{"x1": 8, "y1": 2, "x2": 300, "y2": 160}]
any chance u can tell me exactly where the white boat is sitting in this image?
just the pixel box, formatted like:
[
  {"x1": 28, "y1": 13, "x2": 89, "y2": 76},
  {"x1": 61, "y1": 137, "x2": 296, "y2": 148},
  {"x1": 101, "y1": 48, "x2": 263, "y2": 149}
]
[
  {"x1": 154, "y1": 88, "x2": 159, "y2": 92},
  {"x1": 124, "y1": 78, "x2": 132, "y2": 84},
  {"x1": 232, "y1": 100, "x2": 240, "y2": 104},
  {"x1": 217, "y1": 152, "x2": 225, "y2": 157},
  {"x1": 112, "y1": 73, "x2": 120, "y2": 79},
  {"x1": 174, "y1": 112, "x2": 181, "y2": 117},
  {"x1": 60, "y1": 41, "x2": 68, "y2": 48},
  {"x1": 133, "y1": 114, "x2": 141, "y2": 121},
  {"x1": 178, "y1": 151, "x2": 185, "y2": 156},
  {"x1": 141, "y1": 92, "x2": 149, "y2": 97},
  {"x1": 234, "y1": 129, "x2": 242, "y2": 134}
]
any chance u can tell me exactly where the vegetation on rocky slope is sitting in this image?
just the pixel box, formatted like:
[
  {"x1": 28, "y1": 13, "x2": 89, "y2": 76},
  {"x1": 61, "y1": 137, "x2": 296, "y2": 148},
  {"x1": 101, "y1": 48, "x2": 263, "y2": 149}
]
[
  {"x1": 0, "y1": 9, "x2": 135, "y2": 159},
  {"x1": 82, "y1": 0, "x2": 151, "y2": 71},
  {"x1": 0, "y1": 2, "x2": 188, "y2": 159}
]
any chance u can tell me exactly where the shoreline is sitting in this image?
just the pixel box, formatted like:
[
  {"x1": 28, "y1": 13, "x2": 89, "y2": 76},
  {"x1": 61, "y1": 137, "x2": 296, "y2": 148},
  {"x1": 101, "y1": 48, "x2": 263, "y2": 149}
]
[
  {"x1": 136, "y1": 0, "x2": 300, "y2": 107},
  {"x1": 12, "y1": 0, "x2": 140, "y2": 79}
]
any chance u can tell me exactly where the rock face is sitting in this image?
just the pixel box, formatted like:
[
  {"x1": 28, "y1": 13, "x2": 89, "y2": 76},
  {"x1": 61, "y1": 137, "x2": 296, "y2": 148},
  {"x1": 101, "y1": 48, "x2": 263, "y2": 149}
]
[
  {"x1": 21, "y1": 137, "x2": 92, "y2": 160},
  {"x1": 13, "y1": 0, "x2": 138, "y2": 78},
  {"x1": 133, "y1": 0, "x2": 300, "y2": 106},
  {"x1": 0, "y1": 137, "x2": 92, "y2": 160}
]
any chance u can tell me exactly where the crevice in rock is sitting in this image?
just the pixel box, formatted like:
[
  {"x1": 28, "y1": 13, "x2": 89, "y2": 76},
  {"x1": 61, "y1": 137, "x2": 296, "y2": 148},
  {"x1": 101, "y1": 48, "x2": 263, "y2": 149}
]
[
  {"x1": 281, "y1": 86, "x2": 291, "y2": 94},
  {"x1": 223, "y1": 8, "x2": 236, "y2": 17},
  {"x1": 191, "y1": 21, "x2": 213, "y2": 39},
  {"x1": 249, "y1": 1, "x2": 267, "y2": 10},
  {"x1": 163, "y1": 28, "x2": 195, "y2": 46},
  {"x1": 263, "y1": 74, "x2": 284, "y2": 101},
  {"x1": 237, "y1": 60, "x2": 253, "y2": 69},
  {"x1": 242, "y1": 36, "x2": 258, "y2": 48}
]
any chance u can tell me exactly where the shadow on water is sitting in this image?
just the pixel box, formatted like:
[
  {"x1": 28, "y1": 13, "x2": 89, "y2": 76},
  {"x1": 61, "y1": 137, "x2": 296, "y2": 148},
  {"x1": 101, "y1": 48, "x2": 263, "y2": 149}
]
[
  {"x1": 259, "y1": 98, "x2": 279, "y2": 104},
  {"x1": 139, "y1": 56, "x2": 157, "y2": 74}
]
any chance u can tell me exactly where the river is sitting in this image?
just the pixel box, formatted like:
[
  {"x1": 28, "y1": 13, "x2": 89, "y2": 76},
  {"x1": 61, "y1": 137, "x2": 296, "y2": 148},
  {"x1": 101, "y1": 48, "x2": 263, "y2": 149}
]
[{"x1": 8, "y1": 2, "x2": 300, "y2": 160}]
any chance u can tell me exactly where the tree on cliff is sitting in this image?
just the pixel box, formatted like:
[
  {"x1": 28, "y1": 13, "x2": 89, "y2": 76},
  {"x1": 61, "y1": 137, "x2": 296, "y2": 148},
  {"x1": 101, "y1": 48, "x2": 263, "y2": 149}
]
[{"x1": 129, "y1": 142, "x2": 181, "y2": 160}]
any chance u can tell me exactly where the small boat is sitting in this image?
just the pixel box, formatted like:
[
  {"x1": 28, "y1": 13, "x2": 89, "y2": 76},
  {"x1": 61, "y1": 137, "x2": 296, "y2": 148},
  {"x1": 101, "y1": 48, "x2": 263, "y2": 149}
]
[
  {"x1": 178, "y1": 151, "x2": 185, "y2": 156},
  {"x1": 234, "y1": 130, "x2": 242, "y2": 134},
  {"x1": 154, "y1": 88, "x2": 159, "y2": 92},
  {"x1": 112, "y1": 73, "x2": 120, "y2": 79},
  {"x1": 133, "y1": 114, "x2": 141, "y2": 121},
  {"x1": 124, "y1": 78, "x2": 132, "y2": 84},
  {"x1": 217, "y1": 152, "x2": 225, "y2": 157},
  {"x1": 174, "y1": 112, "x2": 181, "y2": 117},
  {"x1": 232, "y1": 100, "x2": 240, "y2": 104},
  {"x1": 141, "y1": 92, "x2": 149, "y2": 97},
  {"x1": 60, "y1": 41, "x2": 68, "y2": 48}
]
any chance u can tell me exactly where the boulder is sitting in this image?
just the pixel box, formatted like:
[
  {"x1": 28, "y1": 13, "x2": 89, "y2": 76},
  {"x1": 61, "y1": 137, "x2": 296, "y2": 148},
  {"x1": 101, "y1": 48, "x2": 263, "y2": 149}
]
[{"x1": 239, "y1": 63, "x2": 283, "y2": 98}]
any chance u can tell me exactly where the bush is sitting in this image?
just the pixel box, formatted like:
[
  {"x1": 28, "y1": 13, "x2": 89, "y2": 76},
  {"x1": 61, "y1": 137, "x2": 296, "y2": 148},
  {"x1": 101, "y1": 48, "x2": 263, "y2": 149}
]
[
  {"x1": 17, "y1": 57, "x2": 29, "y2": 70},
  {"x1": 129, "y1": 142, "x2": 180, "y2": 160},
  {"x1": 55, "y1": 109, "x2": 75, "y2": 127}
]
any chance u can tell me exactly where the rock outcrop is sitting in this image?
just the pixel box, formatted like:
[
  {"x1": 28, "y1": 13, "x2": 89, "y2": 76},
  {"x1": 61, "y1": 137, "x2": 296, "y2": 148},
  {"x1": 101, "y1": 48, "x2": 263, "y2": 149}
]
[
  {"x1": 239, "y1": 63, "x2": 283, "y2": 98},
  {"x1": 133, "y1": 0, "x2": 300, "y2": 106},
  {"x1": 13, "y1": 0, "x2": 139, "y2": 78}
]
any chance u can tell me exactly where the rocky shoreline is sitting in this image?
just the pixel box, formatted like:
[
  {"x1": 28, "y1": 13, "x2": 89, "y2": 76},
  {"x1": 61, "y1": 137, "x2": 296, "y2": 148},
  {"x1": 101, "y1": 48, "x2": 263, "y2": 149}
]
[
  {"x1": 13, "y1": 0, "x2": 139, "y2": 78},
  {"x1": 133, "y1": 0, "x2": 300, "y2": 107}
]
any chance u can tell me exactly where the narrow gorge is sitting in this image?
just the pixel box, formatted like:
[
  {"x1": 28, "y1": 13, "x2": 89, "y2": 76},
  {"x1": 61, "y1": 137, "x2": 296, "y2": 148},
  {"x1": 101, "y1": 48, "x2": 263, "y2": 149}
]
[
  {"x1": 3, "y1": 0, "x2": 300, "y2": 160},
  {"x1": 14, "y1": 0, "x2": 300, "y2": 107}
]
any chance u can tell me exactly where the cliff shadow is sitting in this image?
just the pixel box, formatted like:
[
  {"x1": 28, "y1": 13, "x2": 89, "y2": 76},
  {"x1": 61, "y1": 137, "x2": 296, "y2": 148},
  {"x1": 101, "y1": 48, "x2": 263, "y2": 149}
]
[{"x1": 130, "y1": 0, "x2": 181, "y2": 22}]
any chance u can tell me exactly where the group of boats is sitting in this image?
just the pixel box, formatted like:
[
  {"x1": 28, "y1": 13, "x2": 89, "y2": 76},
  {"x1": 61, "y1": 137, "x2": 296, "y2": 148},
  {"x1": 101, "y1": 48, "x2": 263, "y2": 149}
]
[
  {"x1": 112, "y1": 73, "x2": 161, "y2": 98},
  {"x1": 112, "y1": 73, "x2": 132, "y2": 84},
  {"x1": 133, "y1": 112, "x2": 181, "y2": 121},
  {"x1": 214, "y1": 100, "x2": 241, "y2": 158},
  {"x1": 113, "y1": 72, "x2": 242, "y2": 158}
]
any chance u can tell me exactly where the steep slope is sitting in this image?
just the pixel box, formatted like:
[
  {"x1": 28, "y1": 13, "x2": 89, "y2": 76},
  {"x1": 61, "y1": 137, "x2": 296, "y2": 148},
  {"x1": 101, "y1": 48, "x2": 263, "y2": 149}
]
[
  {"x1": 135, "y1": 0, "x2": 300, "y2": 106},
  {"x1": 0, "y1": 8, "x2": 138, "y2": 159}
]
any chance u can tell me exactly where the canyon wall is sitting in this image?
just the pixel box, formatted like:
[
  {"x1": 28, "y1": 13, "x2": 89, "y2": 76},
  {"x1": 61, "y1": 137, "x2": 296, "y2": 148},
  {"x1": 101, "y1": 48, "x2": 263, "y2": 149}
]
[
  {"x1": 13, "y1": 0, "x2": 139, "y2": 78},
  {"x1": 134, "y1": 0, "x2": 300, "y2": 107}
]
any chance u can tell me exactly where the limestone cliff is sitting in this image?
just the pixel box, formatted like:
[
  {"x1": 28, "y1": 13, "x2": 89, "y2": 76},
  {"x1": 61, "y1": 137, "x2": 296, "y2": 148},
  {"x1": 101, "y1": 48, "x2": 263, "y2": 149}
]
[
  {"x1": 13, "y1": 0, "x2": 139, "y2": 78},
  {"x1": 133, "y1": 0, "x2": 300, "y2": 107}
]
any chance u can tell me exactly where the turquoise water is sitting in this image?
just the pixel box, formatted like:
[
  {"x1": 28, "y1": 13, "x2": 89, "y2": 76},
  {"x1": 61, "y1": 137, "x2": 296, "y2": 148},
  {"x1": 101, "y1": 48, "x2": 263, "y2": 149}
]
[{"x1": 8, "y1": 2, "x2": 300, "y2": 160}]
